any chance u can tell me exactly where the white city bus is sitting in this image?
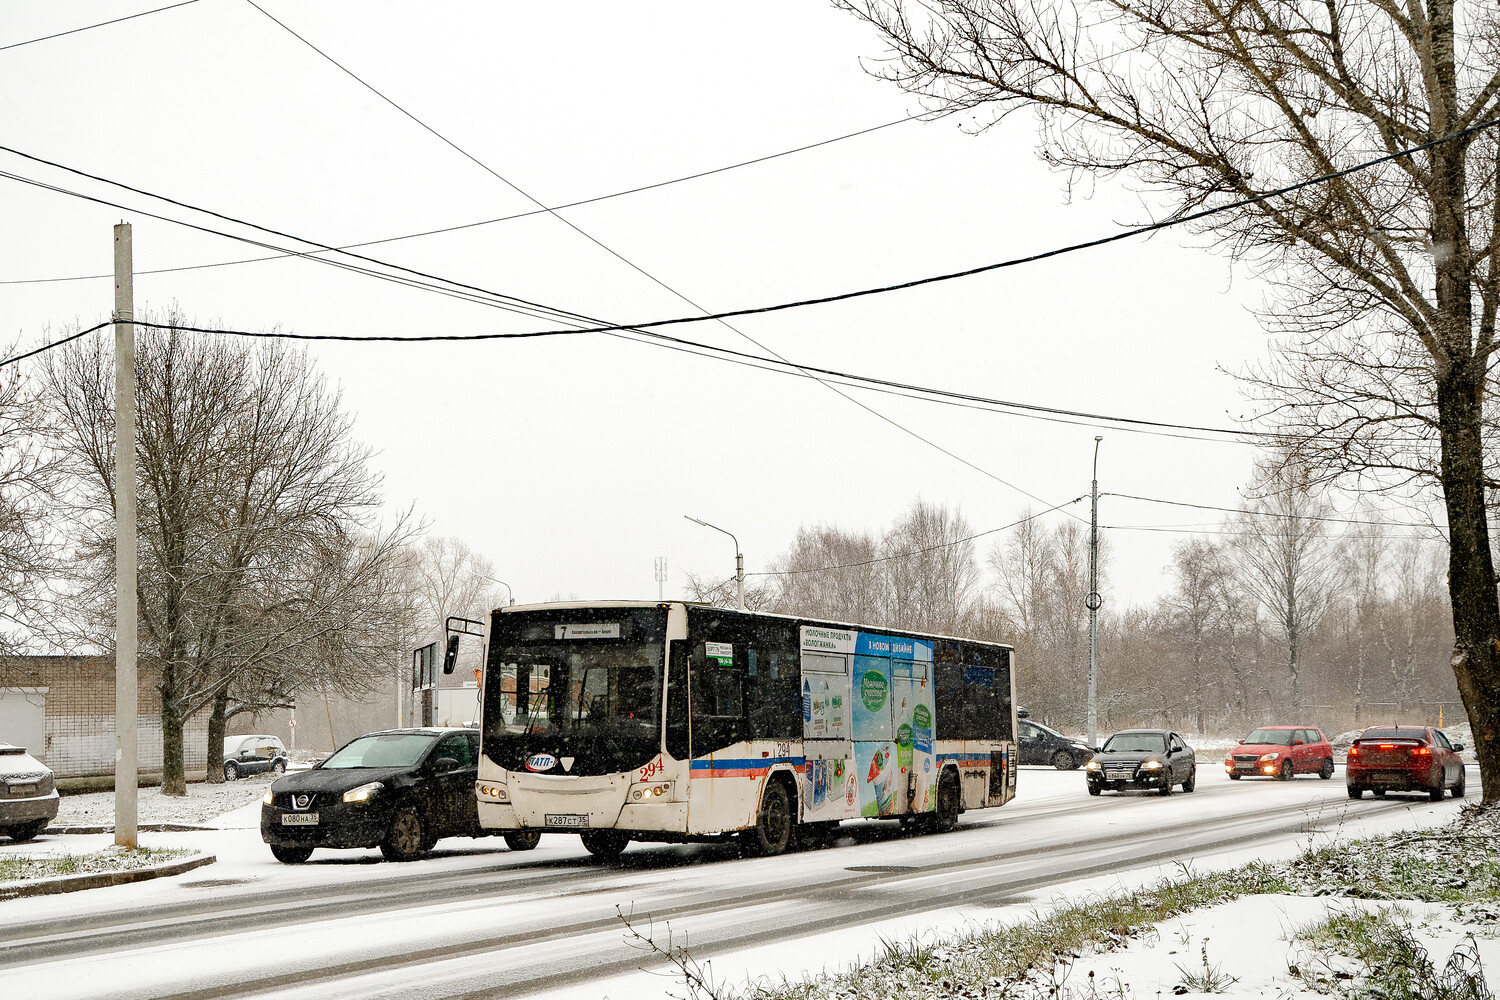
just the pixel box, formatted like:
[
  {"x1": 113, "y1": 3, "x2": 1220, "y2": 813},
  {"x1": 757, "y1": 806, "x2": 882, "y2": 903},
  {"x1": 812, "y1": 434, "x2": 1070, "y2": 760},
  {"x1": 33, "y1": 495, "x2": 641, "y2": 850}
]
[{"x1": 472, "y1": 601, "x2": 1017, "y2": 858}]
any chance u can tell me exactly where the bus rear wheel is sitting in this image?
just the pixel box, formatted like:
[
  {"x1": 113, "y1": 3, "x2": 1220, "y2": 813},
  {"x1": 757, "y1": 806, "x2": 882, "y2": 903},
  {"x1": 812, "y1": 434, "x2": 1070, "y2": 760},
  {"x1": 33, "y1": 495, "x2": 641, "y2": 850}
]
[
  {"x1": 927, "y1": 770, "x2": 960, "y2": 833},
  {"x1": 744, "y1": 781, "x2": 793, "y2": 856}
]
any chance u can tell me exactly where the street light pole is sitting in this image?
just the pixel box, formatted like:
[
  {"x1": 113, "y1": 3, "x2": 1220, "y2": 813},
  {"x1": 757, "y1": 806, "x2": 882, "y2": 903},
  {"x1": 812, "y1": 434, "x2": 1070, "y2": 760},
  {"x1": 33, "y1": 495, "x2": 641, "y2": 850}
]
[
  {"x1": 1086, "y1": 436, "x2": 1104, "y2": 748},
  {"x1": 685, "y1": 516, "x2": 744, "y2": 610},
  {"x1": 482, "y1": 576, "x2": 515, "y2": 606}
]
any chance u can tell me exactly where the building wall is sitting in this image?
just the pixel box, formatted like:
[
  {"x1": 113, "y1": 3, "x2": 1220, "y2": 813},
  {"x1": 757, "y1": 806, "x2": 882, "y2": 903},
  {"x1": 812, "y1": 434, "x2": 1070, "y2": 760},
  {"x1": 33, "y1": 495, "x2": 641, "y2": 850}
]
[{"x1": 0, "y1": 655, "x2": 209, "y2": 778}]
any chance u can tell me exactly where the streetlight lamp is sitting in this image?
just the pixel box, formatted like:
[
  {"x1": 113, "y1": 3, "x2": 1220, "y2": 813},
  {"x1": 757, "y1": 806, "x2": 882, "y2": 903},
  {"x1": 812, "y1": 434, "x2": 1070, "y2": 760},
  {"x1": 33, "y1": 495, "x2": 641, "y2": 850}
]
[
  {"x1": 685, "y1": 515, "x2": 744, "y2": 610},
  {"x1": 483, "y1": 576, "x2": 515, "y2": 606}
]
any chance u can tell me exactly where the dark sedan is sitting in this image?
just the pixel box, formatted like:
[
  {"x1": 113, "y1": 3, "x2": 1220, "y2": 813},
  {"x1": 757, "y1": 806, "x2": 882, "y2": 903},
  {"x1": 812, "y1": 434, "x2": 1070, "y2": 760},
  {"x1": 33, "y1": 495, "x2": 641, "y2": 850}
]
[
  {"x1": 1085, "y1": 729, "x2": 1197, "y2": 796},
  {"x1": 261, "y1": 727, "x2": 538, "y2": 863}
]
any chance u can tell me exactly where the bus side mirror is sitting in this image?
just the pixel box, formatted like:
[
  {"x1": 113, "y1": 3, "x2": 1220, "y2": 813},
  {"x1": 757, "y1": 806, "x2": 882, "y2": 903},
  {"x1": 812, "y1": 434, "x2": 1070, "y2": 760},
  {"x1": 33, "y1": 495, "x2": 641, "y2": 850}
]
[{"x1": 442, "y1": 634, "x2": 461, "y2": 674}]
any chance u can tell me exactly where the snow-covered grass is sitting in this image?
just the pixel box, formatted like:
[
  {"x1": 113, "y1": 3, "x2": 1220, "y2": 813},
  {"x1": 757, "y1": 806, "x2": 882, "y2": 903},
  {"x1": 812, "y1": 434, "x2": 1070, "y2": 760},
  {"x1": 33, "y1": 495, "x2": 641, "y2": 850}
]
[
  {"x1": 0, "y1": 844, "x2": 193, "y2": 883},
  {"x1": 648, "y1": 805, "x2": 1500, "y2": 1000},
  {"x1": 53, "y1": 772, "x2": 276, "y2": 828}
]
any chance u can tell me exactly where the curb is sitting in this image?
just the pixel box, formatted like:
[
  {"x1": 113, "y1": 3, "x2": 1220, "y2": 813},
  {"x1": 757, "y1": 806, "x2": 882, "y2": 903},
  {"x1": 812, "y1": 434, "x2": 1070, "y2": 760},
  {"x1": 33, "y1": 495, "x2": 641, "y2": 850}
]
[
  {"x1": 0, "y1": 853, "x2": 216, "y2": 901},
  {"x1": 45, "y1": 824, "x2": 217, "y2": 835}
]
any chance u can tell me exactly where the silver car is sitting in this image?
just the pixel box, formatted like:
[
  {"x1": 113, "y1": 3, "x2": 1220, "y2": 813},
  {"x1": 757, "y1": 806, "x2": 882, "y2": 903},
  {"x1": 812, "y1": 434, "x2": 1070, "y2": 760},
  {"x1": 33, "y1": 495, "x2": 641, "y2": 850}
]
[{"x1": 0, "y1": 743, "x2": 59, "y2": 842}]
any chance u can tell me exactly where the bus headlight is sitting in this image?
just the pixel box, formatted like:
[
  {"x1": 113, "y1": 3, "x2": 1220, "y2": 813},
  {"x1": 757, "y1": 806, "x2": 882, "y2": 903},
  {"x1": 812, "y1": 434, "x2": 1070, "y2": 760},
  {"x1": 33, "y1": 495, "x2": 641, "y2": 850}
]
[
  {"x1": 630, "y1": 782, "x2": 672, "y2": 801},
  {"x1": 477, "y1": 782, "x2": 509, "y2": 802}
]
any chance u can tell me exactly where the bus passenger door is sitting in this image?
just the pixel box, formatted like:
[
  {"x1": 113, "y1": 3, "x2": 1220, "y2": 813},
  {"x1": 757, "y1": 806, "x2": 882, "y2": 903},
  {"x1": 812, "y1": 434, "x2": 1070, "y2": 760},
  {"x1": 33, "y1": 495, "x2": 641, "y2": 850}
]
[
  {"x1": 801, "y1": 652, "x2": 855, "y2": 822},
  {"x1": 892, "y1": 654, "x2": 936, "y2": 816}
]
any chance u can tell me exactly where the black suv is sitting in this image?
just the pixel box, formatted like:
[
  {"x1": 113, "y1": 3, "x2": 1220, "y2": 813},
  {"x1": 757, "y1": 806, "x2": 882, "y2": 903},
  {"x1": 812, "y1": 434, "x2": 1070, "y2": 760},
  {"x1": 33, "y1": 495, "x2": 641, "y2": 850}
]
[
  {"x1": 261, "y1": 727, "x2": 535, "y2": 863},
  {"x1": 1018, "y1": 719, "x2": 1095, "y2": 770}
]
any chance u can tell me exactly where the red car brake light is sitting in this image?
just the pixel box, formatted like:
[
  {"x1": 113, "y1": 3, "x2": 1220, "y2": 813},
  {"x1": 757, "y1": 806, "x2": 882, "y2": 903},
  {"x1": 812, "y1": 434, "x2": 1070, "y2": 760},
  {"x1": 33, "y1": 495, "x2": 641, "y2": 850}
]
[
  {"x1": 1410, "y1": 746, "x2": 1430, "y2": 756},
  {"x1": 1348, "y1": 747, "x2": 1359, "y2": 756}
]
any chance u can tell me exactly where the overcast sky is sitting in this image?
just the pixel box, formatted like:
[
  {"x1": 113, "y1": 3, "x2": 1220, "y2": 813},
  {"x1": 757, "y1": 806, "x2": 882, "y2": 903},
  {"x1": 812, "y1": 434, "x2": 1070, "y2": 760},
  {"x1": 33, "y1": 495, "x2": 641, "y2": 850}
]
[{"x1": 1, "y1": 1, "x2": 1390, "y2": 614}]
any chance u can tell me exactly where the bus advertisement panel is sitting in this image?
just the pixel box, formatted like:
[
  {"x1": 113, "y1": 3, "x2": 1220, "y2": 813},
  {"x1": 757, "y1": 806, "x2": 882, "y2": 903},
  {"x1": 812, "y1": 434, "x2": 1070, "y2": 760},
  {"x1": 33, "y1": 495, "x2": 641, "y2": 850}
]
[{"x1": 474, "y1": 601, "x2": 1015, "y2": 859}]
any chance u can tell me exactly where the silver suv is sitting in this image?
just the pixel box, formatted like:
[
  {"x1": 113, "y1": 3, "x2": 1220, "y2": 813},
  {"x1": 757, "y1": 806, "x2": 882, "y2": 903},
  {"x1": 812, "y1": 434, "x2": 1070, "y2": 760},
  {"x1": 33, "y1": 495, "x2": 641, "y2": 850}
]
[
  {"x1": 0, "y1": 743, "x2": 58, "y2": 842},
  {"x1": 223, "y1": 735, "x2": 290, "y2": 780}
]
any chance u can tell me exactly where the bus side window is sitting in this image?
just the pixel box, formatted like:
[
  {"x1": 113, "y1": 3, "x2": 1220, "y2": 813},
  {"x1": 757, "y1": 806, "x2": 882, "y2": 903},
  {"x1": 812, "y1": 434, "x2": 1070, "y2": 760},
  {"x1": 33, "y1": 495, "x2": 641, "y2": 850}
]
[
  {"x1": 745, "y1": 625, "x2": 798, "y2": 740},
  {"x1": 665, "y1": 642, "x2": 691, "y2": 760}
]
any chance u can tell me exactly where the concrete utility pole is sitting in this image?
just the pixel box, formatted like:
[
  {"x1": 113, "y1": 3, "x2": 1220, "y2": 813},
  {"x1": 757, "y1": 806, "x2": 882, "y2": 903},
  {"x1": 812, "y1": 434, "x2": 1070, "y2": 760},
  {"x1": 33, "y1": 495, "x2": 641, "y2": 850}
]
[
  {"x1": 113, "y1": 223, "x2": 138, "y2": 848},
  {"x1": 685, "y1": 516, "x2": 744, "y2": 610},
  {"x1": 1086, "y1": 436, "x2": 1103, "y2": 749}
]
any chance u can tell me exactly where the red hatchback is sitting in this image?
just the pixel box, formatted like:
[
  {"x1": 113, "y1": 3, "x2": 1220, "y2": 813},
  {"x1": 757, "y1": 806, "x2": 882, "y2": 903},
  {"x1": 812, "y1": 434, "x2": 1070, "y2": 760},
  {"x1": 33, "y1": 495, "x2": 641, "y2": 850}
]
[
  {"x1": 1225, "y1": 726, "x2": 1335, "y2": 780},
  {"x1": 1346, "y1": 726, "x2": 1467, "y2": 800}
]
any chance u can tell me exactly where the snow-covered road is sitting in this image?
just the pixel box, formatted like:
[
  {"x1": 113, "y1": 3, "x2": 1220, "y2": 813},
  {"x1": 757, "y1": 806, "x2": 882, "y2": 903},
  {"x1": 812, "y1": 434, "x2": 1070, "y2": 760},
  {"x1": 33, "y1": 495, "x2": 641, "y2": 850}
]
[{"x1": 0, "y1": 766, "x2": 1471, "y2": 999}]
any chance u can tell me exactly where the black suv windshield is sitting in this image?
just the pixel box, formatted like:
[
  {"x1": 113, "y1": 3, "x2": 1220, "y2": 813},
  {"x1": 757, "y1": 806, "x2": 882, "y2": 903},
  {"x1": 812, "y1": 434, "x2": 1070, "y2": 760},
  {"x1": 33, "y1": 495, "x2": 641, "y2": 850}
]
[
  {"x1": 1103, "y1": 732, "x2": 1166, "y2": 753},
  {"x1": 323, "y1": 733, "x2": 437, "y2": 768}
]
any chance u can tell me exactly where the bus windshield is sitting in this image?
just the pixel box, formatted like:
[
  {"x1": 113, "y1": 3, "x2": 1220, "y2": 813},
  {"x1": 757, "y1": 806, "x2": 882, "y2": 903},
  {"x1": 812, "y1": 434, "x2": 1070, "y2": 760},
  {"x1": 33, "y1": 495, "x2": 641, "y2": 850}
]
[{"x1": 482, "y1": 608, "x2": 666, "y2": 776}]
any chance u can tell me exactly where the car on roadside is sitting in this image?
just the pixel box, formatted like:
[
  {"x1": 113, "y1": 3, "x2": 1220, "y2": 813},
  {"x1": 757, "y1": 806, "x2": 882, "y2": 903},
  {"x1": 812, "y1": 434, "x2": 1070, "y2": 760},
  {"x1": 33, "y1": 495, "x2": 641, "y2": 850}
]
[
  {"x1": 222, "y1": 734, "x2": 290, "y2": 781},
  {"x1": 1018, "y1": 718, "x2": 1096, "y2": 770},
  {"x1": 1225, "y1": 726, "x2": 1335, "y2": 781},
  {"x1": 0, "y1": 743, "x2": 59, "y2": 842},
  {"x1": 1346, "y1": 725, "x2": 1466, "y2": 801},
  {"x1": 261, "y1": 727, "x2": 537, "y2": 863},
  {"x1": 1085, "y1": 729, "x2": 1196, "y2": 796}
]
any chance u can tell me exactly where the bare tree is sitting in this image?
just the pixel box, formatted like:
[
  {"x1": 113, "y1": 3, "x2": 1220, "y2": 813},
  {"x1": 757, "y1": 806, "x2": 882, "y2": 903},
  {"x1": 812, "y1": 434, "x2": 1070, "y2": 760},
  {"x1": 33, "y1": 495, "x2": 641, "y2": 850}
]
[
  {"x1": 1164, "y1": 537, "x2": 1236, "y2": 734},
  {"x1": 838, "y1": 0, "x2": 1500, "y2": 798},
  {"x1": 0, "y1": 354, "x2": 56, "y2": 662},
  {"x1": 1231, "y1": 458, "x2": 1337, "y2": 702},
  {"x1": 766, "y1": 523, "x2": 887, "y2": 623},
  {"x1": 44, "y1": 316, "x2": 406, "y2": 793},
  {"x1": 881, "y1": 499, "x2": 980, "y2": 633},
  {"x1": 411, "y1": 536, "x2": 504, "y2": 646},
  {"x1": 988, "y1": 515, "x2": 1104, "y2": 728}
]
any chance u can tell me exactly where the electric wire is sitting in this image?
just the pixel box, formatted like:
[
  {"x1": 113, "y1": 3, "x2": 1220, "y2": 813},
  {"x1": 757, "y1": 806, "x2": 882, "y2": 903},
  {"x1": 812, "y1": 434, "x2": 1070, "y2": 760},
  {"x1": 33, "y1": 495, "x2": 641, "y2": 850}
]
[
  {"x1": 1103, "y1": 492, "x2": 1441, "y2": 529},
  {"x1": 0, "y1": 315, "x2": 1258, "y2": 446},
  {"x1": 240, "y1": 0, "x2": 1074, "y2": 514},
  {"x1": 4, "y1": 116, "x2": 1494, "y2": 363},
  {"x1": 746, "y1": 496, "x2": 1088, "y2": 577},
  {"x1": 0, "y1": 114, "x2": 927, "y2": 287},
  {"x1": 0, "y1": 1, "x2": 202, "y2": 54}
]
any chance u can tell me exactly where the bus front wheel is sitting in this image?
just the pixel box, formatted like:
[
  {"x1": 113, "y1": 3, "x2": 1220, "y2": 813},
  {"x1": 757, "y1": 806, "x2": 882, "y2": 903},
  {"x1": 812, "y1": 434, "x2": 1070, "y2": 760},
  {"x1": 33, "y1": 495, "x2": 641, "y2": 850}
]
[
  {"x1": 580, "y1": 829, "x2": 629, "y2": 860},
  {"x1": 744, "y1": 781, "x2": 794, "y2": 856}
]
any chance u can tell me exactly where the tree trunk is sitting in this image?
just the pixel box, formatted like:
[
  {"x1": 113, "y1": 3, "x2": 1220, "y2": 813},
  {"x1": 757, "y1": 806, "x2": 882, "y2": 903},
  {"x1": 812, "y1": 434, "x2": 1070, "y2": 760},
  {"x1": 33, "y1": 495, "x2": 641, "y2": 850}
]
[
  {"x1": 1437, "y1": 362, "x2": 1500, "y2": 803},
  {"x1": 205, "y1": 689, "x2": 228, "y2": 785},
  {"x1": 159, "y1": 691, "x2": 186, "y2": 796}
]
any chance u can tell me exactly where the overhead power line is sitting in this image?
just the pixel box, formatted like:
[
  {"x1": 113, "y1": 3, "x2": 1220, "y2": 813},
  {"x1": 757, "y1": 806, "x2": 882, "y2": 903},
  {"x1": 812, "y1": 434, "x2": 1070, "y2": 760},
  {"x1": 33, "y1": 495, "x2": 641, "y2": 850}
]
[
  {"x1": 0, "y1": 1, "x2": 203, "y2": 54},
  {"x1": 240, "y1": 0, "x2": 1077, "y2": 516},
  {"x1": 1104, "y1": 491, "x2": 1442, "y2": 529},
  {"x1": 3, "y1": 117, "x2": 1494, "y2": 360},
  {"x1": 0, "y1": 114, "x2": 923, "y2": 287},
  {"x1": 0, "y1": 317, "x2": 1262, "y2": 442},
  {"x1": 747, "y1": 497, "x2": 1087, "y2": 578}
]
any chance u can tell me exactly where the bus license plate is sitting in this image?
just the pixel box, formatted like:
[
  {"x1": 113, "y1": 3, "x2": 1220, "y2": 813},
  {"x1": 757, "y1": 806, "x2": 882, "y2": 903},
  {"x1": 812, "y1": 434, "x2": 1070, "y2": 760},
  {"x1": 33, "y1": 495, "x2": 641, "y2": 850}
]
[
  {"x1": 281, "y1": 813, "x2": 319, "y2": 826},
  {"x1": 545, "y1": 814, "x2": 589, "y2": 829}
]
